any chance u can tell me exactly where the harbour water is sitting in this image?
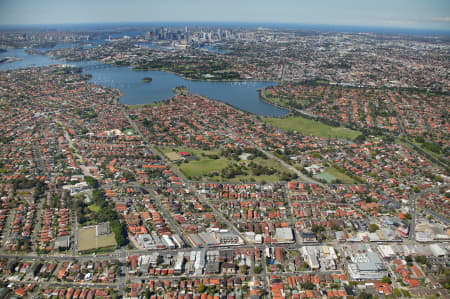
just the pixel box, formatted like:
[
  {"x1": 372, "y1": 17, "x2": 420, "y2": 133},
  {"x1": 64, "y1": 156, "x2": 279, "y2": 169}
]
[{"x1": 0, "y1": 46, "x2": 287, "y2": 116}]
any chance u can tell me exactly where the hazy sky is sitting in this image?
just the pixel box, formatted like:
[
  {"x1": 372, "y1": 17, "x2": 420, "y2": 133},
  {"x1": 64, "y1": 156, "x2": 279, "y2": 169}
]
[{"x1": 1, "y1": 0, "x2": 449, "y2": 29}]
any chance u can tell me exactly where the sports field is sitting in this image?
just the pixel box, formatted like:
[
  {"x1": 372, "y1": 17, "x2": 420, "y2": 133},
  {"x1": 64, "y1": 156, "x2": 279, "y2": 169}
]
[
  {"x1": 78, "y1": 226, "x2": 116, "y2": 252},
  {"x1": 180, "y1": 159, "x2": 229, "y2": 177},
  {"x1": 315, "y1": 167, "x2": 358, "y2": 184}
]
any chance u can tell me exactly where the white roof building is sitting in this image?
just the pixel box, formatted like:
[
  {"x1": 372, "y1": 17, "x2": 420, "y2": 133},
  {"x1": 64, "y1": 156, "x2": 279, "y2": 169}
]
[
  {"x1": 378, "y1": 245, "x2": 395, "y2": 259},
  {"x1": 430, "y1": 244, "x2": 446, "y2": 257},
  {"x1": 275, "y1": 227, "x2": 294, "y2": 243}
]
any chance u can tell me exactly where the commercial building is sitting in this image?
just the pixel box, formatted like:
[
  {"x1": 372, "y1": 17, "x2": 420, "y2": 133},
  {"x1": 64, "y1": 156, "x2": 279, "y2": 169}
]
[
  {"x1": 275, "y1": 227, "x2": 294, "y2": 243},
  {"x1": 347, "y1": 245, "x2": 387, "y2": 281}
]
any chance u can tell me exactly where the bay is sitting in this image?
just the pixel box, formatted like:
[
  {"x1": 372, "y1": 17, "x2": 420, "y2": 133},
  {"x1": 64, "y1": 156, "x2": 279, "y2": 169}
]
[{"x1": 0, "y1": 47, "x2": 287, "y2": 116}]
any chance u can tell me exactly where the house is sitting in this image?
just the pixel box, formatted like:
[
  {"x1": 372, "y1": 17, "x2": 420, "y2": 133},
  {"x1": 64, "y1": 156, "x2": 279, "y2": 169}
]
[{"x1": 15, "y1": 288, "x2": 27, "y2": 297}]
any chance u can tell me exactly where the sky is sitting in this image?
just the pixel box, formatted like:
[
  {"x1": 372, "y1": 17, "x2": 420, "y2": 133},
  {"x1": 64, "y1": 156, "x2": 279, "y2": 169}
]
[{"x1": 0, "y1": 0, "x2": 449, "y2": 30}]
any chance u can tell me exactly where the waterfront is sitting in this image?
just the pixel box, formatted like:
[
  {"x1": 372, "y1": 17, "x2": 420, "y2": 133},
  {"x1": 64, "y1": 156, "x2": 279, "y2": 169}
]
[{"x1": 0, "y1": 47, "x2": 287, "y2": 116}]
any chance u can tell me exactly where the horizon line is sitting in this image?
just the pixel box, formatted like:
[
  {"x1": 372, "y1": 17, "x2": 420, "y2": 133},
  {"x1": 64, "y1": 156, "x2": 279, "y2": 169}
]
[
  {"x1": 0, "y1": 21, "x2": 449, "y2": 31},
  {"x1": 0, "y1": 21, "x2": 448, "y2": 38}
]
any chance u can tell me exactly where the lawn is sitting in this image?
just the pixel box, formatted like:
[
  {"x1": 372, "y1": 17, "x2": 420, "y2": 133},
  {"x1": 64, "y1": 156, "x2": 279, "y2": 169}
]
[
  {"x1": 160, "y1": 146, "x2": 231, "y2": 177},
  {"x1": 264, "y1": 96, "x2": 288, "y2": 107},
  {"x1": 253, "y1": 157, "x2": 289, "y2": 173},
  {"x1": 263, "y1": 116, "x2": 361, "y2": 140},
  {"x1": 323, "y1": 167, "x2": 357, "y2": 184},
  {"x1": 87, "y1": 204, "x2": 101, "y2": 213},
  {"x1": 180, "y1": 159, "x2": 229, "y2": 177},
  {"x1": 159, "y1": 146, "x2": 221, "y2": 157},
  {"x1": 160, "y1": 146, "x2": 293, "y2": 182},
  {"x1": 316, "y1": 172, "x2": 337, "y2": 184},
  {"x1": 180, "y1": 156, "x2": 293, "y2": 182},
  {"x1": 165, "y1": 151, "x2": 183, "y2": 161},
  {"x1": 206, "y1": 157, "x2": 292, "y2": 183},
  {"x1": 78, "y1": 226, "x2": 116, "y2": 252}
]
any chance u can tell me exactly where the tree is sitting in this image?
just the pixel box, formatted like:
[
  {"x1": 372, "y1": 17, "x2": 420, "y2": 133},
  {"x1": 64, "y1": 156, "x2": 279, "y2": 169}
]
[
  {"x1": 239, "y1": 265, "x2": 249, "y2": 274},
  {"x1": 312, "y1": 224, "x2": 324, "y2": 233},
  {"x1": 143, "y1": 289, "x2": 152, "y2": 299},
  {"x1": 415, "y1": 136, "x2": 425, "y2": 143},
  {"x1": 156, "y1": 256, "x2": 163, "y2": 265},
  {"x1": 401, "y1": 289, "x2": 411, "y2": 297},
  {"x1": 110, "y1": 219, "x2": 128, "y2": 247},
  {"x1": 331, "y1": 223, "x2": 342, "y2": 231},
  {"x1": 357, "y1": 292, "x2": 373, "y2": 299},
  {"x1": 381, "y1": 276, "x2": 391, "y2": 284},
  {"x1": 393, "y1": 288, "x2": 401, "y2": 297},
  {"x1": 254, "y1": 266, "x2": 263, "y2": 274},
  {"x1": 85, "y1": 176, "x2": 99, "y2": 189},
  {"x1": 415, "y1": 256, "x2": 427, "y2": 264},
  {"x1": 198, "y1": 284, "x2": 206, "y2": 293},
  {"x1": 301, "y1": 281, "x2": 315, "y2": 290},
  {"x1": 92, "y1": 189, "x2": 105, "y2": 205},
  {"x1": 368, "y1": 224, "x2": 379, "y2": 233},
  {"x1": 122, "y1": 170, "x2": 135, "y2": 182}
]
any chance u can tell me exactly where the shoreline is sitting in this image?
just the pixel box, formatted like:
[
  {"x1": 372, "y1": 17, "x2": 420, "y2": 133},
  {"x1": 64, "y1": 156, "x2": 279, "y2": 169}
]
[
  {"x1": 257, "y1": 89, "x2": 292, "y2": 117},
  {"x1": 18, "y1": 50, "x2": 288, "y2": 117}
]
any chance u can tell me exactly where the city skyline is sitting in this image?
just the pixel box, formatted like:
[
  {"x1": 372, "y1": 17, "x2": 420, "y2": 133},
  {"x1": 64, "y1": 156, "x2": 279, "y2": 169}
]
[{"x1": 0, "y1": 0, "x2": 449, "y2": 30}]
